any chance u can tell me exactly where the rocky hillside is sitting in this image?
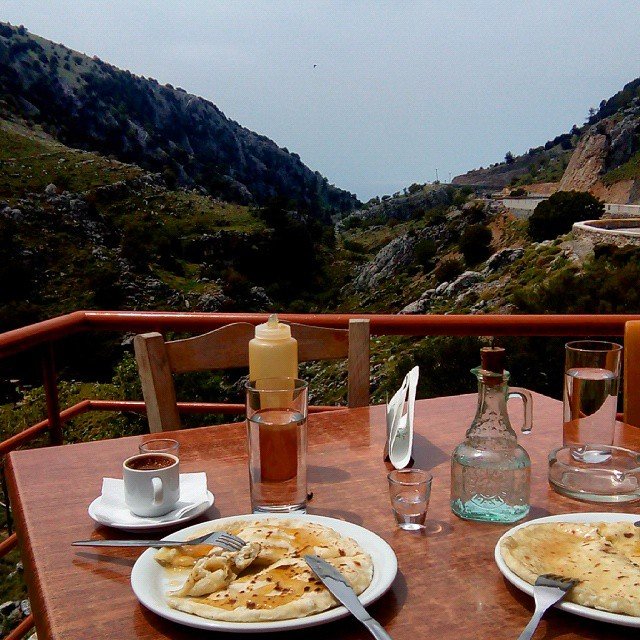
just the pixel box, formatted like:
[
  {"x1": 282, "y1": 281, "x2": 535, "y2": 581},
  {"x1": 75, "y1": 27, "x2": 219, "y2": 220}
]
[
  {"x1": 0, "y1": 22, "x2": 358, "y2": 215},
  {"x1": 453, "y1": 78, "x2": 640, "y2": 203},
  {"x1": 326, "y1": 183, "x2": 640, "y2": 406},
  {"x1": 452, "y1": 142, "x2": 573, "y2": 190},
  {"x1": 341, "y1": 200, "x2": 640, "y2": 315},
  {"x1": 0, "y1": 117, "x2": 341, "y2": 343}
]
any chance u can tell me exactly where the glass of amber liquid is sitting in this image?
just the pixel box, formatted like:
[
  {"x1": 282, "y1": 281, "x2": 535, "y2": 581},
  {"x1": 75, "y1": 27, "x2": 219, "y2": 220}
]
[{"x1": 245, "y1": 378, "x2": 308, "y2": 513}]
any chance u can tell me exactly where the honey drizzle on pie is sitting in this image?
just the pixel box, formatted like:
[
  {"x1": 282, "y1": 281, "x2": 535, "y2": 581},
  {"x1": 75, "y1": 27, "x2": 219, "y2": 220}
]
[
  {"x1": 191, "y1": 561, "x2": 324, "y2": 611},
  {"x1": 156, "y1": 520, "x2": 374, "y2": 621}
]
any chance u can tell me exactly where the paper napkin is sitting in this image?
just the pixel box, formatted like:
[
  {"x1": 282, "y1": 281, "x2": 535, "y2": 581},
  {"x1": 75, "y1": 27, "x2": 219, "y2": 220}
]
[
  {"x1": 385, "y1": 366, "x2": 419, "y2": 469},
  {"x1": 95, "y1": 472, "x2": 208, "y2": 525}
]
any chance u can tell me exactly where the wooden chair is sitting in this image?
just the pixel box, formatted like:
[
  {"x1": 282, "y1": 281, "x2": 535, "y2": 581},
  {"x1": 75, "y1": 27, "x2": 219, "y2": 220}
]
[
  {"x1": 624, "y1": 320, "x2": 640, "y2": 427},
  {"x1": 134, "y1": 319, "x2": 370, "y2": 432}
]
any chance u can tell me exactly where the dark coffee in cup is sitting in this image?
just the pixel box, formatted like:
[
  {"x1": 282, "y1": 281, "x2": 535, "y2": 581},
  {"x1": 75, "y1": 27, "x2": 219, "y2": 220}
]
[
  {"x1": 125, "y1": 454, "x2": 175, "y2": 471},
  {"x1": 123, "y1": 452, "x2": 179, "y2": 516}
]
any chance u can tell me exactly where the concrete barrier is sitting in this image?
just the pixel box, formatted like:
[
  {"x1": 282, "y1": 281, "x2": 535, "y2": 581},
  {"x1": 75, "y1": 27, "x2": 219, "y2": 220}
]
[
  {"x1": 501, "y1": 197, "x2": 546, "y2": 219},
  {"x1": 502, "y1": 198, "x2": 640, "y2": 221},
  {"x1": 604, "y1": 203, "x2": 640, "y2": 218}
]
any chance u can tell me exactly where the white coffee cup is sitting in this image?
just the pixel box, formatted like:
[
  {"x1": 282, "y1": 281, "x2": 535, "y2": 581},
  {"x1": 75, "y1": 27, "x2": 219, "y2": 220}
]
[{"x1": 123, "y1": 453, "x2": 180, "y2": 517}]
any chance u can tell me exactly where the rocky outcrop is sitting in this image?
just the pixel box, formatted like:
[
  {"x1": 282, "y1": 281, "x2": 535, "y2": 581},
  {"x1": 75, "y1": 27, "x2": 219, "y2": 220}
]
[
  {"x1": 559, "y1": 99, "x2": 640, "y2": 199},
  {"x1": 400, "y1": 270, "x2": 485, "y2": 314},
  {"x1": 341, "y1": 185, "x2": 452, "y2": 227},
  {"x1": 400, "y1": 246, "x2": 526, "y2": 315},
  {"x1": 558, "y1": 128, "x2": 608, "y2": 192},
  {"x1": 400, "y1": 291, "x2": 434, "y2": 314},
  {"x1": 352, "y1": 234, "x2": 418, "y2": 291},
  {"x1": 483, "y1": 247, "x2": 524, "y2": 274},
  {"x1": 443, "y1": 270, "x2": 484, "y2": 297}
]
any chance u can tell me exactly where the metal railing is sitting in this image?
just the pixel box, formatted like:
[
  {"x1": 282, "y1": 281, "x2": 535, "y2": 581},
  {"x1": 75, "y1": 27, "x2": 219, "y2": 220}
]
[
  {"x1": 2, "y1": 310, "x2": 638, "y2": 457},
  {"x1": 1, "y1": 310, "x2": 639, "y2": 638}
]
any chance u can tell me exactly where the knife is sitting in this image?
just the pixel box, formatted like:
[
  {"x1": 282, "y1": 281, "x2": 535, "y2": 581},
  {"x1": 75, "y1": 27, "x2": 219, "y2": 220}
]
[
  {"x1": 304, "y1": 554, "x2": 393, "y2": 640},
  {"x1": 72, "y1": 539, "x2": 191, "y2": 548}
]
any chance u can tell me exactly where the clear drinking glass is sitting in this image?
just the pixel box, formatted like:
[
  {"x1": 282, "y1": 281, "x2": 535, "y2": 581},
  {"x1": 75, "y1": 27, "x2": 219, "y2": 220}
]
[
  {"x1": 139, "y1": 438, "x2": 180, "y2": 457},
  {"x1": 245, "y1": 378, "x2": 308, "y2": 513},
  {"x1": 388, "y1": 468, "x2": 433, "y2": 530},
  {"x1": 563, "y1": 341, "x2": 622, "y2": 462}
]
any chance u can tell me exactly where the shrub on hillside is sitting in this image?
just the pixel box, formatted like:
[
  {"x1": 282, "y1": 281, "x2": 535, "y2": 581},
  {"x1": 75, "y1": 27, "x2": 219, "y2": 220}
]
[
  {"x1": 452, "y1": 187, "x2": 473, "y2": 207},
  {"x1": 528, "y1": 191, "x2": 604, "y2": 241},
  {"x1": 424, "y1": 204, "x2": 448, "y2": 225},
  {"x1": 434, "y1": 257, "x2": 464, "y2": 283},
  {"x1": 342, "y1": 238, "x2": 366, "y2": 254},
  {"x1": 414, "y1": 238, "x2": 437, "y2": 272},
  {"x1": 512, "y1": 244, "x2": 640, "y2": 314},
  {"x1": 383, "y1": 336, "x2": 481, "y2": 400},
  {"x1": 342, "y1": 216, "x2": 363, "y2": 230},
  {"x1": 459, "y1": 224, "x2": 492, "y2": 265}
]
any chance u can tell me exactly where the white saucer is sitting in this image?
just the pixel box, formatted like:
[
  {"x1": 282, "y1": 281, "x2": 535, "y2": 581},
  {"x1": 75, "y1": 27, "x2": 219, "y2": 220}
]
[{"x1": 88, "y1": 491, "x2": 215, "y2": 531}]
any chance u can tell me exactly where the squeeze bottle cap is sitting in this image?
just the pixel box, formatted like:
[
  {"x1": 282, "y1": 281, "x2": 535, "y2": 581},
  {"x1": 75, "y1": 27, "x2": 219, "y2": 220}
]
[{"x1": 254, "y1": 314, "x2": 291, "y2": 340}]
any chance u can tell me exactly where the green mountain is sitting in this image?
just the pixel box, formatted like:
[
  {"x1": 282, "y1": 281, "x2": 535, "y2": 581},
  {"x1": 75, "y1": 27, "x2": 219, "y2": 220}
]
[
  {"x1": 0, "y1": 22, "x2": 358, "y2": 215},
  {"x1": 0, "y1": 117, "x2": 339, "y2": 342}
]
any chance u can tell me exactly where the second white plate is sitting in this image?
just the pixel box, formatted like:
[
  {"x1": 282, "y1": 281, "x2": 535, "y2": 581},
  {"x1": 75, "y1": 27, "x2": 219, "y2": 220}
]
[
  {"x1": 131, "y1": 513, "x2": 398, "y2": 633},
  {"x1": 494, "y1": 512, "x2": 640, "y2": 628}
]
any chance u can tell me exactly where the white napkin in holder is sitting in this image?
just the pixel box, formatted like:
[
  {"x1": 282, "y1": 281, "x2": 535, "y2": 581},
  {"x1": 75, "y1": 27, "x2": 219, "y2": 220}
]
[{"x1": 385, "y1": 366, "x2": 419, "y2": 469}]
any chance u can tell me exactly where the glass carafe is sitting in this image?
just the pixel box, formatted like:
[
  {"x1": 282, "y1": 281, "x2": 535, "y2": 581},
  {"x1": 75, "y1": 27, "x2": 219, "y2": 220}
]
[{"x1": 451, "y1": 365, "x2": 533, "y2": 523}]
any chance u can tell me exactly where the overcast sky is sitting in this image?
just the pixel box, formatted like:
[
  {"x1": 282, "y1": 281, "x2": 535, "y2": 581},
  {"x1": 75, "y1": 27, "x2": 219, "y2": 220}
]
[{"x1": 3, "y1": 1, "x2": 640, "y2": 200}]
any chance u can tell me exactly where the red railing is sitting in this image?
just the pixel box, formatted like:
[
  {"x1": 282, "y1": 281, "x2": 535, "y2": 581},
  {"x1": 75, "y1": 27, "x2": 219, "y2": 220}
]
[
  {"x1": 2, "y1": 311, "x2": 638, "y2": 455},
  {"x1": 1, "y1": 310, "x2": 639, "y2": 639}
]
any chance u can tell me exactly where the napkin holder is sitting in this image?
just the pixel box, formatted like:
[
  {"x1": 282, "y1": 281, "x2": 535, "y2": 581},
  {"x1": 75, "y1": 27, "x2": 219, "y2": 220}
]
[{"x1": 385, "y1": 366, "x2": 419, "y2": 469}]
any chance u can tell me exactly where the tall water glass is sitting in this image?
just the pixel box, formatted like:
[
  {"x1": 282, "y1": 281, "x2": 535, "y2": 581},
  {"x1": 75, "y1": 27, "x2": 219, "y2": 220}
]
[
  {"x1": 563, "y1": 341, "x2": 622, "y2": 459},
  {"x1": 245, "y1": 378, "x2": 308, "y2": 513}
]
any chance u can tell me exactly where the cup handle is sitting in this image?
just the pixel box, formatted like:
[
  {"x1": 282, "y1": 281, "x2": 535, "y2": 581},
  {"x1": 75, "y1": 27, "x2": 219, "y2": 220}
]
[
  {"x1": 152, "y1": 477, "x2": 164, "y2": 505},
  {"x1": 508, "y1": 387, "x2": 533, "y2": 434}
]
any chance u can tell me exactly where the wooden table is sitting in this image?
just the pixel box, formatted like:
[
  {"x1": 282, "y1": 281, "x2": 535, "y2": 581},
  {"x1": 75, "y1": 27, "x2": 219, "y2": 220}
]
[{"x1": 6, "y1": 393, "x2": 640, "y2": 639}]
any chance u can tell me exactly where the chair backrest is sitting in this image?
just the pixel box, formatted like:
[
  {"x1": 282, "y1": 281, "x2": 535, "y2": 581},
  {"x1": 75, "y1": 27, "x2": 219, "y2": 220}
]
[
  {"x1": 624, "y1": 320, "x2": 640, "y2": 427},
  {"x1": 134, "y1": 319, "x2": 370, "y2": 432}
]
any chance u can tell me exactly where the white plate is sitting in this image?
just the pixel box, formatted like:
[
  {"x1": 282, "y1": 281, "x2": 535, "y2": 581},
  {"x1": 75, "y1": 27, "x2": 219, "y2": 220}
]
[
  {"x1": 131, "y1": 513, "x2": 398, "y2": 633},
  {"x1": 495, "y1": 512, "x2": 640, "y2": 628},
  {"x1": 88, "y1": 491, "x2": 214, "y2": 531}
]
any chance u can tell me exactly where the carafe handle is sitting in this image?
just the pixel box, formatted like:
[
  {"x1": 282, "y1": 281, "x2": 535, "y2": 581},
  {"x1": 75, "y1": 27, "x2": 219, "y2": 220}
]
[{"x1": 508, "y1": 387, "x2": 533, "y2": 434}]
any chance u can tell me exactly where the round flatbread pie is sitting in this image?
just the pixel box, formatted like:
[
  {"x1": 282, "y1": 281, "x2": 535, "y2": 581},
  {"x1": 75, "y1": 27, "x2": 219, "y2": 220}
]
[
  {"x1": 500, "y1": 521, "x2": 640, "y2": 617},
  {"x1": 155, "y1": 518, "x2": 374, "y2": 622}
]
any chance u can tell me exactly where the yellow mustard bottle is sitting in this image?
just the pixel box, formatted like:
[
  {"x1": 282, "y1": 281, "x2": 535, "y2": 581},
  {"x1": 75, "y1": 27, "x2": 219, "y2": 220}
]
[{"x1": 249, "y1": 314, "x2": 298, "y2": 382}]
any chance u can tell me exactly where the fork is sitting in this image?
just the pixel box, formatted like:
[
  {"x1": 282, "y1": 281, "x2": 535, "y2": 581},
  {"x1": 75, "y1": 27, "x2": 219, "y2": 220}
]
[
  {"x1": 517, "y1": 574, "x2": 579, "y2": 640},
  {"x1": 72, "y1": 530, "x2": 246, "y2": 550}
]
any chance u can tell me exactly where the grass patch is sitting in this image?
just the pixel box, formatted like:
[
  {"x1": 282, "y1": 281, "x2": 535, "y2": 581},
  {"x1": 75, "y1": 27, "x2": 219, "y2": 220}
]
[
  {"x1": 0, "y1": 121, "x2": 141, "y2": 200},
  {"x1": 602, "y1": 150, "x2": 640, "y2": 184}
]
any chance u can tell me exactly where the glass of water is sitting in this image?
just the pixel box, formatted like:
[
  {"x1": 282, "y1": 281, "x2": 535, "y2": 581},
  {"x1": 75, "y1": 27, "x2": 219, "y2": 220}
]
[
  {"x1": 245, "y1": 378, "x2": 308, "y2": 513},
  {"x1": 388, "y1": 468, "x2": 433, "y2": 530},
  {"x1": 563, "y1": 340, "x2": 622, "y2": 462}
]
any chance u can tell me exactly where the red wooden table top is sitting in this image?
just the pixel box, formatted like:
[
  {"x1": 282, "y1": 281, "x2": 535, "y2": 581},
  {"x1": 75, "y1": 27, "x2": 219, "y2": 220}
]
[{"x1": 6, "y1": 393, "x2": 640, "y2": 639}]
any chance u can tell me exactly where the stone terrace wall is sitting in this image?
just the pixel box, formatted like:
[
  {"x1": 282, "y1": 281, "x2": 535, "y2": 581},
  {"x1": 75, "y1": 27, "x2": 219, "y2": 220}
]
[{"x1": 573, "y1": 219, "x2": 640, "y2": 247}]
